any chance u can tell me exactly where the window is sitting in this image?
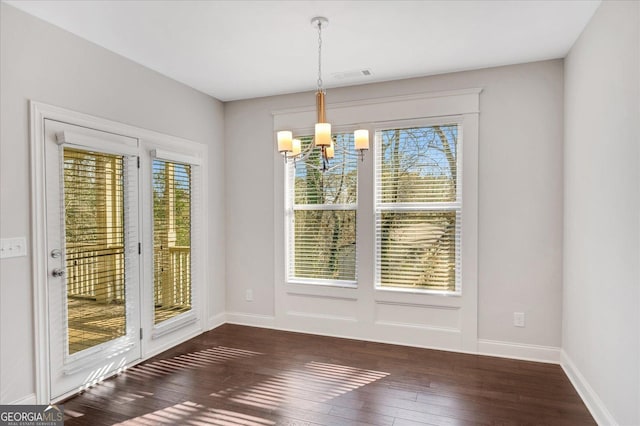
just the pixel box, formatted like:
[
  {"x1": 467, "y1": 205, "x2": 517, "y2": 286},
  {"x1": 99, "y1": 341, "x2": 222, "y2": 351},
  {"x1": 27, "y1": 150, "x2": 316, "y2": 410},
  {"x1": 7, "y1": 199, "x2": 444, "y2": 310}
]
[
  {"x1": 273, "y1": 90, "x2": 478, "y2": 351},
  {"x1": 286, "y1": 133, "x2": 358, "y2": 284},
  {"x1": 152, "y1": 159, "x2": 193, "y2": 324},
  {"x1": 375, "y1": 124, "x2": 461, "y2": 292}
]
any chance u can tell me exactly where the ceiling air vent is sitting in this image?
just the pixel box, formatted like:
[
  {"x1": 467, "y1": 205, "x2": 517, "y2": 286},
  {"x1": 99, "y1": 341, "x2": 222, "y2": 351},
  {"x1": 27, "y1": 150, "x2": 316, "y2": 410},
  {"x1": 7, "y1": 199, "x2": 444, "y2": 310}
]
[{"x1": 332, "y1": 69, "x2": 373, "y2": 80}]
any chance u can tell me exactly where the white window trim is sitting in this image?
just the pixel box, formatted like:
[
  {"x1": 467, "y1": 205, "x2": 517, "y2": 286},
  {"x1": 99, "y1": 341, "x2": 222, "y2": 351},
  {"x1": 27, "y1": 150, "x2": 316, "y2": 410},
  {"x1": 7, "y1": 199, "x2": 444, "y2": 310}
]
[
  {"x1": 373, "y1": 117, "x2": 463, "y2": 295},
  {"x1": 142, "y1": 141, "x2": 207, "y2": 349},
  {"x1": 273, "y1": 89, "x2": 479, "y2": 353},
  {"x1": 284, "y1": 127, "x2": 360, "y2": 288},
  {"x1": 147, "y1": 150, "x2": 202, "y2": 339},
  {"x1": 273, "y1": 88, "x2": 481, "y2": 130}
]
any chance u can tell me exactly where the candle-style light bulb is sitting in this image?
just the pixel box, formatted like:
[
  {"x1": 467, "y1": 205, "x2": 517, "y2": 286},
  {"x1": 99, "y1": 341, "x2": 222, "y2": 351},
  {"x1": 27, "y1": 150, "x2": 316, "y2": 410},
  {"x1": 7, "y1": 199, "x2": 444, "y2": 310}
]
[
  {"x1": 292, "y1": 138, "x2": 301, "y2": 156},
  {"x1": 325, "y1": 141, "x2": 335, "y2": 159},
  {"x1": 277, "y1": 131, "x2": 293, "y2": 153}
]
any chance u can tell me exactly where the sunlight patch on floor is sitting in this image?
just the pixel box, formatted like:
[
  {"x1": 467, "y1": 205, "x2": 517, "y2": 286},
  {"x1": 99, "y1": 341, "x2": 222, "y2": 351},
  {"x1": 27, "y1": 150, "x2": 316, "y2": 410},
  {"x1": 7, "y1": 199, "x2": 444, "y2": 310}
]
[
  {"x1": 211, "y1": 361, "x2": 389, "y2": 410},
  {"x1": 114, "y1": 401, "x2": 275, "y2": 426},
  {"x1": 123, "y1": 346, "x2": 262, "y2": 382}
]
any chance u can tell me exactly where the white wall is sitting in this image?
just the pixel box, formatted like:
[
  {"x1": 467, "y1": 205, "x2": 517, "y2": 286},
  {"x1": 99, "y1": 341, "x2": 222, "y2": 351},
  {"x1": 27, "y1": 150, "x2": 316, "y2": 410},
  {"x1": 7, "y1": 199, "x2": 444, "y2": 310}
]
[
  {"x1": 0, "y1": 3, "x2": 225, "y2": 404},
  {"x1": 562, "y1": 1, "x2": 640, "y2": 425},
  {"x1": 225, "y1": 60, "x2": 564, "y2": 353}
]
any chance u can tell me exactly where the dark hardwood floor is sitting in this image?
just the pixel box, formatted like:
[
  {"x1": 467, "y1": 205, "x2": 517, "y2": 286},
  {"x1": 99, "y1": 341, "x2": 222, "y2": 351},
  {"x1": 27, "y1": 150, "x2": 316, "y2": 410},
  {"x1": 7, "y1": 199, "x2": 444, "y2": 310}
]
[{"x1": 62, "y1": 324, "x2": 595, "y2": 425}]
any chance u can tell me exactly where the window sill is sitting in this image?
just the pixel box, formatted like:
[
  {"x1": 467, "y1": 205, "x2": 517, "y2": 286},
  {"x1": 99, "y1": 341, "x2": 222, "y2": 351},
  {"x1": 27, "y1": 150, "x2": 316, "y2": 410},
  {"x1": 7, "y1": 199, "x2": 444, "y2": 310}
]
[
  {"x1": 374, "y1": 286, "x2": 462, "y2": 308},
  {"x1": 375, "y1": 286, "x2": 461, "y2": 297},
  {"x1": 285, "y1": 280, "x2": 358, "y2": 301},
  {"x1": 151, "y1": 311, "x2": 198, "y2": 339}
]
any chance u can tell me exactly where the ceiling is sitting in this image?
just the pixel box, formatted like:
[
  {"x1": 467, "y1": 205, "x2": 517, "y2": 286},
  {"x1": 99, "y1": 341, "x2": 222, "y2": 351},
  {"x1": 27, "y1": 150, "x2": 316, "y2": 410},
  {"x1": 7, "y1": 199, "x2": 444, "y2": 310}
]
[{"x1": 5, "y1": 0, "x2": 600, "y2": 102}]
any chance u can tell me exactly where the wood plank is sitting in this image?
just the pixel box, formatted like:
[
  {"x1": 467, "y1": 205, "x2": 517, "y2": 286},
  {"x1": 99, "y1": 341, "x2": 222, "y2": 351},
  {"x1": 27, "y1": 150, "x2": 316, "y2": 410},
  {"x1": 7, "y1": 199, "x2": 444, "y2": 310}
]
[{"x1": 61, "y1": 324, "x2": 595, "y2": 425}]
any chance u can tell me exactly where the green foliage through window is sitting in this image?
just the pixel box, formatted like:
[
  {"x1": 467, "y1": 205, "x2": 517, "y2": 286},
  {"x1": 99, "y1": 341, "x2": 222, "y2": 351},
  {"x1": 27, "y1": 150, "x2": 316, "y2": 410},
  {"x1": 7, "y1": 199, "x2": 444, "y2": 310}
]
[
  {"x1": 290, "y1": 133, "x2": 358, "y2": 282},
  {"x1": 152, "y1": 159, "x2": 192, "y2": 324}
]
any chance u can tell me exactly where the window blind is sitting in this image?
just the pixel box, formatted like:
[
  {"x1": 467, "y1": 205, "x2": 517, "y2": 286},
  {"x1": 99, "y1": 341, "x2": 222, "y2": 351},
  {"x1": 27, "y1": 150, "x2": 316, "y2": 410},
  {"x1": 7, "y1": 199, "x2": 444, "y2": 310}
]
[
  {"x1": 375, "y1": 124, "x2": 461, "y2": 292},
  {"x1": 287, "y1": 133, "x2": 358, "y2": 283},
  {"x1": 62, "y1": 148, "x2": 137, "y2": 355},
  {"x1": 152, "y1": 159, "x2": 193, "y2": 324}
]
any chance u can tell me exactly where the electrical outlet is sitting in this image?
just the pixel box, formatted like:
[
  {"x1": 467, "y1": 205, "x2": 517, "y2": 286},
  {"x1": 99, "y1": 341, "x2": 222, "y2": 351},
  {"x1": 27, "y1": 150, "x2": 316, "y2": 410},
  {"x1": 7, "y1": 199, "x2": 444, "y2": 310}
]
[
  {"x1": 0, "y1": 237, "x2": 27, "y2": 259},
  {"x1": 245, "y1": 289, "x2": 253, "y2": 302},
  {"x1": 513, "y1": 312, "x2": 525, "y2": 327}
]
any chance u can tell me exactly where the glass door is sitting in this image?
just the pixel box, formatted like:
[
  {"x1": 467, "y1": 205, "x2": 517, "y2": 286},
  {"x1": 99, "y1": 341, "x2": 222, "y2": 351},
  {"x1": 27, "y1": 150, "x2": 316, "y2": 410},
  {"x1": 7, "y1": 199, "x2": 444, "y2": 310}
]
[{"x1": 45, "y1": 119, "x2": 141, "y2": 400}]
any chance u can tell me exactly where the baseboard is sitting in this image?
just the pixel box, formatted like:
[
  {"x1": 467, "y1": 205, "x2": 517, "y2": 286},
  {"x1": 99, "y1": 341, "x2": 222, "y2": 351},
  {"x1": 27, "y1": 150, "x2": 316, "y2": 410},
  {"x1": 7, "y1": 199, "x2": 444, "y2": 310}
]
[
  {"x1": 9, "y1": 393, "x2": 37, "y2": 405},
  {"x1": 561, "y1": 350, "x2": 617, "y2": 426},
  {"x1": 207, "y1": 312, "x2": 226, "y2": 330},
  {"x1": 225, "y1": 312, "x2": 276, "y2": 328},
  {"x1": 268, "y1": 323, "x2": 466, "y2": 357},
  {"x1": 224, "y1": 315, "x2": 561, "y2": 364},
  {"x1": 226, "y1": 314, "x2": 462, "y2": 354},
  {"x1": 478, "y1": 339, "x2": 561, "y2": 364}
]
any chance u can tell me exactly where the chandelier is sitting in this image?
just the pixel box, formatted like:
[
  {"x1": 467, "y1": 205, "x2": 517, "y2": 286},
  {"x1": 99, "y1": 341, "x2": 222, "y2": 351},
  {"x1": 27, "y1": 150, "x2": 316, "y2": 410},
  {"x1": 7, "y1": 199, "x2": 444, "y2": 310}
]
[{"x1": 276, "y1": 17, "x2": 369, "y2": 170}]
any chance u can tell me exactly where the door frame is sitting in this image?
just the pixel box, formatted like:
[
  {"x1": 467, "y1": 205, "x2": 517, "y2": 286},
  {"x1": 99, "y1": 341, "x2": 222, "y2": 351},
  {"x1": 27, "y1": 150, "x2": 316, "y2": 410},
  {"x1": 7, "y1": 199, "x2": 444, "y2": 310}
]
[{"x1": 30, "y1": 101, "x2": 209, "y2": 403}]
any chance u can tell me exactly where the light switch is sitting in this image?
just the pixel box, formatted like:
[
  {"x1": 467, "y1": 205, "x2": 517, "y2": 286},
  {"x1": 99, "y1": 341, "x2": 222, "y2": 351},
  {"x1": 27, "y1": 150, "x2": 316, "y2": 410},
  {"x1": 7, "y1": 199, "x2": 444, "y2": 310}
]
[
  {"x1": 0, "y1": 237, "x2": 27, "y2": 259},
  {"x1": 513, "y1": 312, "x2": 525, "y2": 328}
]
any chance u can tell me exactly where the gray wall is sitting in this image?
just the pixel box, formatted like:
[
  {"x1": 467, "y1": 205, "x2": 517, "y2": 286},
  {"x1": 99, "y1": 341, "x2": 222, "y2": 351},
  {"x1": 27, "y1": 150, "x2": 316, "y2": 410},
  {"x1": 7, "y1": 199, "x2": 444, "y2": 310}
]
[
  {"x1": 0, "y1": 4, "x2": 225, "y2": 404},
  {"x1": 225, "y1": 59, "x2": 564, "y2": 348},
  {"x1": 11, "y1": 1, "x2": 636, "y2": 418},
  {"x1": 563, "y1": 1, "x2": 639, "y2": 424}
]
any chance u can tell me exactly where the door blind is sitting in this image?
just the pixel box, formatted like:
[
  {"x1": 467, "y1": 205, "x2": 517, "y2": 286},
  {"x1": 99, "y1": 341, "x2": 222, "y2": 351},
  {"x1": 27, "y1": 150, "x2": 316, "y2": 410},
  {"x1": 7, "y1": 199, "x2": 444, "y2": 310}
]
[
  {"x1": 375, "y1": 124, "x2": 461, "y2": 292},
  {"x1": 152, "y1": 159, "x2": 192, "y2": 324},
  {"x1": 62, "y1": 148, "x2": 137, "y2": 354}
]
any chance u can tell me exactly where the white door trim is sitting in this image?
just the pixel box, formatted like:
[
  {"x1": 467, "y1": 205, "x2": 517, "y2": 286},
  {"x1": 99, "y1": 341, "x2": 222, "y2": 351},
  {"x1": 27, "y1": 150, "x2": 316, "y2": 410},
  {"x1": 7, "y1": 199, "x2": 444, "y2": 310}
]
[
  {"x1": 31, "y1": 102, "x2": 52, "y2": 404},
  {"x1": 30, "y1": 101, "x2": 209, "y2": 403}
]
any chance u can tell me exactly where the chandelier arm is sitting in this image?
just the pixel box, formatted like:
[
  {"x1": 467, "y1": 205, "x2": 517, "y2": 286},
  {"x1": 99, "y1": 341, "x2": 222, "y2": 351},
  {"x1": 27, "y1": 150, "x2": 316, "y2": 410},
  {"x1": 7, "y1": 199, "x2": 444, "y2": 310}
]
[
  {"x1": 294, "y1": 144, "x2": 314, "y2": 163},
  {"x1": 289, "y1": 139, "x2": 325, "y2": 171},
  {"x1": 321, "y1": 146, "x2": 328, "y2": 172}
]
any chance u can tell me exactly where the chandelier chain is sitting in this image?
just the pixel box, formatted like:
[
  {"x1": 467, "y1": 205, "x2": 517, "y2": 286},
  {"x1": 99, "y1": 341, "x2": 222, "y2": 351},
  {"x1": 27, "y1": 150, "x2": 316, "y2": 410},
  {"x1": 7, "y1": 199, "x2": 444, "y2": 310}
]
[{"x1": 317, "y1": 20, "x2": 323, "y2": 90}]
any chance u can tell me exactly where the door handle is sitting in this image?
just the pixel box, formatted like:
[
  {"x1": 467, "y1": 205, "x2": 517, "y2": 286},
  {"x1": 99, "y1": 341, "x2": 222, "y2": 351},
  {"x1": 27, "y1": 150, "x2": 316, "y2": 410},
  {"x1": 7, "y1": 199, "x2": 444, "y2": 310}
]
[{"x1": 52, "y1": 268, "x2": 65, "y2": 278}]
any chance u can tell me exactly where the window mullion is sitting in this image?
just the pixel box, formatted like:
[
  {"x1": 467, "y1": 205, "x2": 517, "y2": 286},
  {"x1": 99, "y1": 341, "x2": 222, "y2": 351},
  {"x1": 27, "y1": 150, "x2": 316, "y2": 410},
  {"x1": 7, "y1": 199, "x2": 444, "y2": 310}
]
[
  {"x1": 293, "y1": 203, "x2": 357, "y2": 211},
  {"x1": 375, "y1": 202, "x2": 460, "y2": 211}
]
